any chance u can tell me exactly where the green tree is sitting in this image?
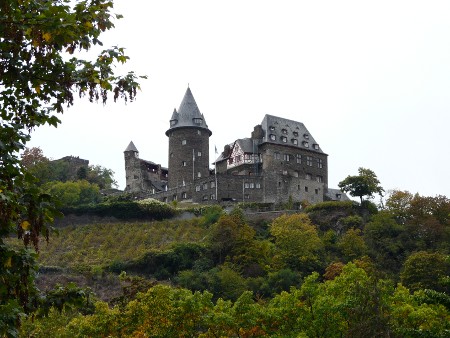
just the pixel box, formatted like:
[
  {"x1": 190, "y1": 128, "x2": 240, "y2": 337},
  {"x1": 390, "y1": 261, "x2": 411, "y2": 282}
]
[
  {"x1": 270, "y1": 213, "x2": 323, "y2": 273},
  {"x1": 43, "y1": 180, "x2": 101, "y2": 207},
  {"x1": 337, "y1": 228, "x2": 368, "y2": 262},
  {"x1": 86, "y1": 164, "x2": 117, "y2": 189},
  {"x1": 400, "y1": 251, "x2": 450, "y2": 293},
  {"x1": 364, "y1": 211, "x2": 408, "y2": 275},
  {"x1": 338, "y1": 167, "x2": 384, "y2": 203},
  {"x1": 0, "y1": 0, "x2": 143, "y2": 335}
]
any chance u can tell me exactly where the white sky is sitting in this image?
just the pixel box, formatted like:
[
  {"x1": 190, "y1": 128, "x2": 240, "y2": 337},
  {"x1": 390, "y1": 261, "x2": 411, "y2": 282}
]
[{"x1": 28, "y1": 0, "x2": 450, "y2": 198}]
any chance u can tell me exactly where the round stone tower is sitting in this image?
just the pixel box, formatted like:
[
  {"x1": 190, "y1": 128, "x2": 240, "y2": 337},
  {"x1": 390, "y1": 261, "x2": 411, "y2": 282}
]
[
  {"x1": 124, "y1": 140, "x2": 141, "y2": 192},
  {"x1": 166, "y1": 87, "x2": 212, "y2": 189}
]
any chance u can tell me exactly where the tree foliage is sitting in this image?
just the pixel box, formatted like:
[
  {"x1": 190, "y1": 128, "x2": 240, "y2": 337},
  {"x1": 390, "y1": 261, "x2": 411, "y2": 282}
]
[
  {"x1": 338, "y1": 167, "x2": 384, "y2": 203},
  {"x1": 0, "y1": 0, "x2": 144, "y2": 334},
  {"x1": 270, "y1": 213, "x2": 323, "y2": 272}
]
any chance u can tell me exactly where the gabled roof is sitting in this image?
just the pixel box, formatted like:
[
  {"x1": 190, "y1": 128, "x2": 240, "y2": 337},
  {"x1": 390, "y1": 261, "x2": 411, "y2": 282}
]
[
  {"x1": 214, "y1": 138, "x2": 258, "y2": 164},
  {"x1": 260, "y1": 114, "x2": 325, "y2": 154},
  {"x1": 166, "y1": 87, "x2": 212, "y2": 136},
  {"x1": 325, "y1": 188, "x2": 350, "y2": 201},
  {"x1": 124, "y1": 141, "x2": 138, "y2": 152},
  {"x1": 235, "y1": 138, "x2": 257, "y2": 153}
]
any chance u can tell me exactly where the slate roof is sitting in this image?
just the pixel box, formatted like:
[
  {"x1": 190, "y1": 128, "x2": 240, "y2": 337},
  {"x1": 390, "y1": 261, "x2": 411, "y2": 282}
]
[
  {"x1": 124, "y1": 141, "x2": 138, "y2": 152},
  {"x1": 235, "y1": 138, "x2": 256, "y2": 153},
  {"x1": 260, "y1": 115, "x2": 325, "y2": 154},
  {"x1": 214, "y1": 138, "x2": 257, "y2": 163},
  {"x1": 325, "y1": 188, "x2": 350, "y2": 201},
  {"x1": 166, "y1": 87, "x2": 212, "y2": 136}
]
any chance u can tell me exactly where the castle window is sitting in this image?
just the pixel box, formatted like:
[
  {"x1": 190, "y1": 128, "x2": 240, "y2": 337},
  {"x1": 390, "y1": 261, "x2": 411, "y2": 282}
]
[
  {"x1": 306, "y1": 173, "x2": 312, "y2": 180},
  {"x1": 197, "y1": 130, "x2": 202, "y2": 135},
  {"x1": 256, "y1": 183, "x2": 261, "y2": 189},
  {"x1": 306, "y1": 156, "x2": 313, "y2": 166},
  {"x1": 303, "y1": 141, "x2": 309, "y2": 148},
  {"x1": 316, "y1": 176, "x2": 323, "y2": 183},
  {"x1": 313, "y1": 144, "x2": 319, "y2": 150},
  {"x1": 315, "y1": 189, "x2": 319, "y2": 194},
  {"x1": 249, "y1": 182, "x2": 255, "y2": 189},
  {"x1": 293, "y1": 171, "x2": 299, "y2": 177},
  {"x1": 317, "y1": 159, "x2": 323, "y2": 168},
  {"x1": 210, "y1": 194, "x2": 215, "y2": 200},
  {"x1": 298, "y1": 185, "x2": 300, "y2": 190},
  {"x1": 293, "y1": 131, "x2": 299, "y2": 137},
  {"x1": 303, "y1": 134, "x2": 309, "y2": 139},
  {"x1": 170, "y1": 120, "x2": 177, "y2": 126},
  {"x1": 269, "y1": 126, "x2": 275, "y2": 131},
  {"x1": 182, "y1": 161, "x2": 187, "y2": 166},
  {"x1": 182, "y1": 140, "x2": 186, "y2": 145},
  {"x1": 244, "y1": 182, "x2": 250, "y2": 188},
  {"x1": 283, "y1": 154, "x2": 290, "y2": 161},
  {"x1": 283, "y1": 170, "x2": 288, "y2": 175},
  {"x1": 193, "y1": 118, "x2": 203, "y2": 124},
  {"x1": 197, "y1": 172, "x2": 202, "y2": 178},
  {"x1": 198, "y1": 151, "x2": 202, "y2": 157},
  {"x1": 296, "y1": 154, "x2": 301, "y2": 163},
  {"x1": 173, "y1": 194, "x2": 177, "y2": 201},
  {"x1": 202, "y1": 195, "x2": 208, "y2": 201},
  {"x1": 274, "y1": 152, "x2": 280, "y2": 160},
  {"x1": 245, "y1": 194, "x2": 250, "y2": 199},
  {"x1": 182, "y1": 192, "x2": 187, "y2": 199},
  {"x1": 203, "y1": 183, "x2": 208, "y2": 190},
  {"x1": 305, "y1": 186, "x2": 309, "y2": 192},
  {"x1": 281, "y1": 136, "x2": 287, "y2": 143},
  {"x1": 195, "y1": 185, "x2": 201, "y2": 192},
  {"x1": 282, "y1": 128, "x2": 288, "y2": 134},
  {"x1": 292, "y1": 139, "x2": 298, "y2": 145},
  {"x1": 336, "y1": 193, "x2": 341, "y2": 199},
  {"x1": 270, "y1": 134, "x2": 276, "y2": 141}
]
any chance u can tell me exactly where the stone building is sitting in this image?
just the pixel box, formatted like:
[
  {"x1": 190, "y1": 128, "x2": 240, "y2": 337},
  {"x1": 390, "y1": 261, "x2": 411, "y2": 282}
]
[{"x1": 124, "y1": 87, "x2": 346, "y2": 204}]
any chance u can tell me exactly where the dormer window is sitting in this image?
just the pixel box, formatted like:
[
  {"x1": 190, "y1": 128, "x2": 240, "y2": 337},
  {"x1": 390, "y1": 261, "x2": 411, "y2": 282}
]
[
  {"x1": 269, "y1": 126, "x2": 275, "y2": 131},
  {"x1": 293, "y1": 131, "x2": 299, "y2": 137},
  {"x1": 193, "y1": 118, "x2": 202, "y2": 124},
  {"x1": 313, "y1": 144, "x2": 319, "y2": 150},
  {"x1": 303, "y1": 133, "x2": 309, "y2": 139},
  {"x1": 270, "y1": 134, "x2": 276, "y2": 141},
  {"x1": 292, "y1": 139, "x2": 298, "y2": 145},
  {"x1": 170, "y1": 120, "x2": 177, "y2": 126},
  {"x1": 281, "y1": 136, "x2": 287, "y2": 143},
  {"x1": 303, "y1": 141, "x2": 309, "y2": 148},
  {"x1": 281, "y1": 128, "x2": 288, "y2": 134}
]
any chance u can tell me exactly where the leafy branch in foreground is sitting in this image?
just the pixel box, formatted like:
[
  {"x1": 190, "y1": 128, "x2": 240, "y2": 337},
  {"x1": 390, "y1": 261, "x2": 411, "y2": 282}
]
[{"x1": 0, "y1": 0, "x2": 145, "y2": 335}]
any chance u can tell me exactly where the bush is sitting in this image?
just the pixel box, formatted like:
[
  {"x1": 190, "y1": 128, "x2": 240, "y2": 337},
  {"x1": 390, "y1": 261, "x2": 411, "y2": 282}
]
[
  {"x1": 61, "y1": 200, "x2": 177, "y2": 220},
  {"x1": 304, "y1": 200, "x2": 356, "y2": 213}
]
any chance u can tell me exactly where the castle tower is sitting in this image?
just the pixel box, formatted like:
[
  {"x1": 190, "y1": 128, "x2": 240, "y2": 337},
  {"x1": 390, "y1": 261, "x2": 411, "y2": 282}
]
[
  {"x1": 166, "y1": 87, "x2": 212, "y2": 189},
  {"x1": 124, "y1": 141, "x2": 141, "y2": 192}
]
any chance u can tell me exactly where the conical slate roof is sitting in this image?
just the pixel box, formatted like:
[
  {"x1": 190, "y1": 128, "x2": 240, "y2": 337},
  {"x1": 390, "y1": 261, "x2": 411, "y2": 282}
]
[
  {"x1": 166, "y1": 87, "x2": 212, "y2": 136},
  {"x1": 124, "y1": 141, "x2": 138, "y2": 152}
]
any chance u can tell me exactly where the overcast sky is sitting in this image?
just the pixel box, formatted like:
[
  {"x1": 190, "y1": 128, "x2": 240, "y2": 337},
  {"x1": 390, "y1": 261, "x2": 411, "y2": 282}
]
[{"x1": 28, "y1": 0, "x2": 450, "y2": 199}]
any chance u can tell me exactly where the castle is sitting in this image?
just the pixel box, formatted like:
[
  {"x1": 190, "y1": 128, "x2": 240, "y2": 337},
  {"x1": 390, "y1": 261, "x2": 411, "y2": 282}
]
[{"x1": 124, "y1": 87, "x2": 346, "y2": 204}]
